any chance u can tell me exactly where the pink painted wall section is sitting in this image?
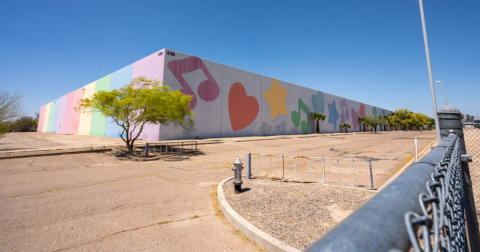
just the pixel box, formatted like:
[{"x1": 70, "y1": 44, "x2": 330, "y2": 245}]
[
  {"x1": 70, "y1": 88, "x2": 84, "y2": 135},
  {"x1": 37, "y1": 105, "x2": 46, "y2": 132},
  {"x1": 131, "y1": 49, "x2": 165, "y2": 141},
  {"x1": 62, "y1": 91, "x2": 75, "y2": 134}
]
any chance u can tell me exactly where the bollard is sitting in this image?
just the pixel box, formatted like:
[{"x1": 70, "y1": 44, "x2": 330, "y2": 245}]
[
  {"x1": 414, "y1": 138, "x2": 418, "y2": 161},
  {"x1": 232, "y1": 157, "x2": 243, "y2": 193},
  {"x1": 144, "y1": 143, "x2": 149, "y2": 157},
  {"x1": 368, "y1": 160, "x2": 373, "y2": 189},
  {"x1": 246, "y1": 153, "x2": 252, "y2": 180}
]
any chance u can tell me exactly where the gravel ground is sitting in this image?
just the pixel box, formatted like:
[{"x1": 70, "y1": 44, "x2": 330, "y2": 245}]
[{"x1": 223, "y1": 177, "x2": 375, "y2": 250}]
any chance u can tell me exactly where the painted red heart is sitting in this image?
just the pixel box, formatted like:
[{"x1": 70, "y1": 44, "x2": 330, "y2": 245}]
[{"x1": 229, "y1": 83, "x2": 259, "y2": 131}]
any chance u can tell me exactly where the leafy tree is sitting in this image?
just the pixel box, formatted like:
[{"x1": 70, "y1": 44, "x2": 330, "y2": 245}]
[
  {"x1": 428, "y1": 117, "x2": 435, "y2": 130},
  {"x1": 461, "y1": 113, "x2": 464, "y2": 122},
  {"x1": 465, "y1": 114, "x2": 472, "y2": 122},
  {"x1": 394, "y1": 109, "x2": 412, "y2": 131},
  {"x1": 0, "y1": 89, "x2": 25, "y2": 122},
  {"x1": 77, "y1": 77, "x2": 194, "y2": 153},
  {"x1": 0, "y1": 122, "x2": 9, "y2": 139},
  {"x1": 381, "y1": 115, "x2": 390, "y2": 131},
  {"x1": 310, "y1": 112, "x2": 327, "y2": 133},
  {"x1": 359, "y1": 116, "x2": 369, "y2": 132},
  {"x1": 340, "y1": 123, "x2": 351, "y2": 133},
  {"x1": 11, "y1": 116, "x2": 37, "y2": 132},
  {"x1": 364, "y1": 115, "x2": 385, "y2": 133}
]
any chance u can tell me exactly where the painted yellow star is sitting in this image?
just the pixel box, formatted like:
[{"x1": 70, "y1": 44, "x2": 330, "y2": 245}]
[{"x1": 263, "y1": 78, "x2": 288, "y2": 120}]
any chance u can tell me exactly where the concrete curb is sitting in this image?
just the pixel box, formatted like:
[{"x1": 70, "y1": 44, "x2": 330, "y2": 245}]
[
  {"x1": 111, "y1": 149, "x2": 160, "y2": 162},
  {"x1": 377, "y1": 138, "x2": 438, "y2": 192},
  {"x1": 0, "y1": 146, "x2": 113, "y2": 160},
  {"x1": 217, "y1": 177, "x2": 300, "y2": 252}
]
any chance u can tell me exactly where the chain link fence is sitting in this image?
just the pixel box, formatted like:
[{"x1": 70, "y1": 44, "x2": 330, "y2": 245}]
[
  {"x1": 252, "y1": 154, "x2": 374, "y2": 188},
  {"x1": 463, "y1": 123, "x2": 480, "y2": 214}
]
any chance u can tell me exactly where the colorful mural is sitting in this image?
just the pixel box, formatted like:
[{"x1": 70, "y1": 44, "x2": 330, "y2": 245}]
[{"x1": 37, "y1": 48, "x2": 392, "y2": 140}]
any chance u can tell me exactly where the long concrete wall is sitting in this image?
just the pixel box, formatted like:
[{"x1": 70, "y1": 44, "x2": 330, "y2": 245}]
[{"x1": 38, "y1": 48, "x2": 392, "y2": 140}]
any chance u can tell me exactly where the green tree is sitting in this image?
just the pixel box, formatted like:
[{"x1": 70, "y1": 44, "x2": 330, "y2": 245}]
[
  {"x1": 77, "y1": 77, "x2": 194, "y2": 153},
  {"x1": 364, "y1": 115, "x2": 385, "y2": 133},
  {"x1": 429, "y1": 117, "x2": 435, "y2": 130},
  {"x1": 359, "y1": 116, "x2": 369, "y2": 132},
  {"x1": 340, "y1": 123, "x2": 351, "y2": 133},
  {"x1": 11, "y1": 116, "x2": 37, "y2": 132},
  {"x1": 0, "y1": 122, "x2": 9, "y2": 139},
  {"x1": 394, "y1": 109, "x2": 412, "y2": 131},
  {"x1": 310, "y1": 112, "x2": 327, "y2": 134}
]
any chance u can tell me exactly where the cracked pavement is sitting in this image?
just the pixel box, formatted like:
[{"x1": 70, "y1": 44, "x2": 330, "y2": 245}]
[{"x1": 0, "y1": 131, "x2": 436, "y2": 251}]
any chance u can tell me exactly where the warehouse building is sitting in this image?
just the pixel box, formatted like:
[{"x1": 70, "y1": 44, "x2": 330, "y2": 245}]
[{"x1": 37, "y1": 48, "x2": 392, "y2": 140}]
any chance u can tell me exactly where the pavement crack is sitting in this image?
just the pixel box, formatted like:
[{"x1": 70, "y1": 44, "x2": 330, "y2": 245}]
[
  {"x1": 1, "y1": 173, "x2": 195, "y2": 200},
  {"x1": 54, "y1": 214, "x2": 212, "y2": 251},
  {"x1": 0, "y1": 174, "x2": 157, "y2": 200}
]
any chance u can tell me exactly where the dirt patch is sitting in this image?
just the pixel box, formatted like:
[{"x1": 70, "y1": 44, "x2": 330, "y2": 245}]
[{"x1": 223, "y1": 178, "x2": 374, "y2": 250}]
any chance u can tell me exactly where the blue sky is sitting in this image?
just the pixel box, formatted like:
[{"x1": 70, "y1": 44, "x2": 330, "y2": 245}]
[{"x1": 1, "y1": 0, "x2": 479, "y2": 118}]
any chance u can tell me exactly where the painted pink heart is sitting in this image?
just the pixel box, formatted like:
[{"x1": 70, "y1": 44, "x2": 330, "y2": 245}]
[{"x1": 228, "y1": 83, "x2": 259, "y2": 131}]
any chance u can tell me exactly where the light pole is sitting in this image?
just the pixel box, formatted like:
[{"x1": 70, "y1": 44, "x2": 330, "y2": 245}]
[
  {"x1": 418, "y1": 0, "x2": 442, "y2": 143},
  {"x1": 435, "y1": 80, "x2": 447, "y2": 106}
]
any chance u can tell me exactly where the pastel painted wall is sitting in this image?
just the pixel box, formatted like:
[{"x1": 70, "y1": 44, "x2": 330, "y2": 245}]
[
  {"x1": 130, "y1": 49, "x2": 165, "y2": 141},
  {"x1": 43, "y1": 103, "x2": 51, "y2": 132},
  {"x1": 105, "y1": 64, "x2": 133, "y2": 138},
  {"x1": 37, "y1": 48, "x2": 391, "y2": 141},
  {"x1": 77, "y1": 82, "x2": 96, "y2": 135},
  {"x1": 90, "y1": 75, "x2": 112, "y2": 137},
  {"x1": 70, "y1": 88, "x2": 83, "y2": 134},
  {"x1": 46, "y1": 101, "x2": 55, "y2": 133},
  {"x1": 61, "y1": 91, "x2": 75, "y2": 134},
  {"x1": 37, "y1": 105, "x2": 46, "y2": 132},
  {"x1": 56, "y1": 95, "x2": 66, "y2": 133}
]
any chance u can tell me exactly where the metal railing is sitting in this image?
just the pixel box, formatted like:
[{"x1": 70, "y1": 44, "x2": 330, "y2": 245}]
[
  {"x1": 251, "y1": 153, "x2": 374, "y2": 189},
  {"x1": 144, "y1": 141, "x2": 197, "y2": 157},
  {"x1": 304, "y1": 134, "x2": 477, "y2": 251}
]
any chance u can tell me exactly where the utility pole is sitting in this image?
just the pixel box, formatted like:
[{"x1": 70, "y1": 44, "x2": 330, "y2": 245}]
[{"x1": 418, "y1": 0, "x2": 442, "y2": 143}]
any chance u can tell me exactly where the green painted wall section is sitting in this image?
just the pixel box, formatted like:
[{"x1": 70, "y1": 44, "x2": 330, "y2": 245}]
[
  {"x1": 90, "y1": 74, "x2": 112, "y2": 136},
  {"x1": 47, "y1": 101, "x2": 55, "y2": 133}
]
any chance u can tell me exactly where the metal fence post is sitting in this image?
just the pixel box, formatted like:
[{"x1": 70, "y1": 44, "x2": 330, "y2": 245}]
[
  {"x1": 270, "y1": 155, "x2": 272, "y2": 178},
  {"x1": 144, "y1": 143, "x2": 149, "y2": 157},
  {"x1": 295, "y1": 157, "x2": 297, "y2": 180},
  {"x1": 165, "y1": 142, "x2": 168, "y2": 154},
  {"x1": 337, "y1": 159, "x2": 340, "y2": 185},
  {"x1": 308, "y1": 158, "x2": 311, "y2": 182},
  {"x1": 246, "y1": 153, "x2": 251, "y2": 180},
  {"x1": 369, "y1": 160, "x2": 373, "y2": 189},
  {"x1": 353, "y1": 160, "x2": 357, "y2": 185},
  {"x1": 258, "y1": 154, "x2": 260, "y2": 176},
  {"x1": 322, "y1": 157, "x2": 326, "y2": 184},
  {"x1": 438, "y1": 105, "x2": 480, "y2": 247},
  {"x1": 195, "y1": 141, "x2": 197, "y2": 152}
]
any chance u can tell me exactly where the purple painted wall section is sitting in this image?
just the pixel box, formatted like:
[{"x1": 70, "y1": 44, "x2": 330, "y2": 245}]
[
  {"x1": 62, "y1": 91, "x2": 75, "y2": 134},
  {"x1": 56, "y1": 95, "x2": 67, "y2": 133},
  {"x1": 131, "y1": 49, "x2": 165, "y2": 141}
]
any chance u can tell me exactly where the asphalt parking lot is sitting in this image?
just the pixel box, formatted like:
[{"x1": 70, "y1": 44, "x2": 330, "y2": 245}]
[{"x1": 0, "y1": 131, "x2": 436, "y2": 251}]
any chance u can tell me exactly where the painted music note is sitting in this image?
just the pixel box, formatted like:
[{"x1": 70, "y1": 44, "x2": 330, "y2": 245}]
[
  {"x1": 291, "y1": 98, "x2": 309, "y2": 134},
  {"x1": 167, "y1": 56, "x2": 220, "y2": 109},
  {"x1": 340, "y1": 99, "x2": 350, "y2": 123}
]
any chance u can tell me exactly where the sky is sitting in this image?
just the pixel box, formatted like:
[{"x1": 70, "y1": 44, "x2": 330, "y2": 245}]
[{"x1": 1, "y1": 0, "x2": 479, "y2": 118}]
